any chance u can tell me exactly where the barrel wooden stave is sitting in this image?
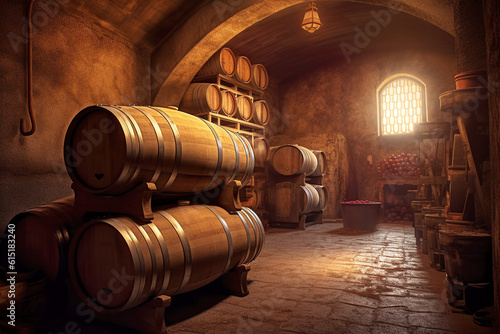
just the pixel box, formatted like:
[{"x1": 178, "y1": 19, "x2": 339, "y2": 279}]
[
  {"x1": 68, "y1": 205, "x2": 264, "y2": 314},
  {"x1": 196, "y1": 47, "x2": 236, "y2": 78},
  {"x1": 65, "y1": 106, "x2": 254, "y2": 195},
  {"x1": 179, "y1": 83, "x2": 222, "y2": 114},
  {"x1": 270, "y1": 145, "x2": 318, "y2": 176},
  {"x1": 252, "y1": 100, "x2": 270, "y2": 125},
  {"x1": 9, "y1": 197, "x2": 75, "y2": 281},
  {"x1": 251, "y1": 64, "x2": 269, "y2": 90}
]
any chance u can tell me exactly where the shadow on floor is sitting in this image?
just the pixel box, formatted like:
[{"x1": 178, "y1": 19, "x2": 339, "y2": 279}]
[{"x1": 164, "y1": 279, "x2": 254, "y2": 326}]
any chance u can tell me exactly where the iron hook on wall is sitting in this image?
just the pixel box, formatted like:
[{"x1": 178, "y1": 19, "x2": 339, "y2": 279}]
[{"x1": 20, "y1": 0, "x2": 36, "y2": 136}]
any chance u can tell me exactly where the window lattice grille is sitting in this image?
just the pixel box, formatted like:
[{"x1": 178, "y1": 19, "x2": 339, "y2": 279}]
[{"x1": 379, "y1": 77, "x2": 425, "y2": 135}]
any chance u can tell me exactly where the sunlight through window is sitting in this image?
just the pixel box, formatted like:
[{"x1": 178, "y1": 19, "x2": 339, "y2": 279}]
[{"x1": 378, "y1": 75, "x2": 427, "y2": 136}]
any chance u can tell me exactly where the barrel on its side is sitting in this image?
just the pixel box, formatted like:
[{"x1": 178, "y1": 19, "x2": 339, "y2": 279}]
[
  {"x1": 310, "y1": 151, "x2": 326, "y2": 176},
  {"x1": 252, "y1": 100, "x2": 270, "y2": 125},
  {"x1": 8, "y1": 196, "x2": 75, "y2": 281},
  {"x1": 312, "y1": 185, "x2": 328, "y2": 212},
  {"x1": 196, "y1": 47, "x2": 236, "y2": 78},
  {"x1": 270, "y1": 145, "x2": 318, "y2": 176},
  {"x1": 253, "y1": 137, "x2": 270, "y2": 166},
  {"x1": 269, "y1": 182, "x2": 319, "y2": 217},
  {"x1": 64, "y1": 105, "x2": 254, "y2": 195},
  {"x1": 236, "y1": 96, "x2": 254, "y2": 121},
  {"x1": 68, "y1": 205, "x2": 265, "y2": 314},
  {"x1": 235, "y1": 56, "x2": 252, "y2": 83},
  {"x1": 251, "y1": 64, "x2": 269, "y2": 90},
  {"x1": 179, "y1": 83, "x2": 222, "y2": 114},
  {"x1": 220, "y1": 90, "x2": 237, "y2": 117}
]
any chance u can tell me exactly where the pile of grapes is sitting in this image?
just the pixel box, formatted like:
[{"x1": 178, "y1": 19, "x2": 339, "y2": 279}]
[
  {"x1": 377, "y1": 153, "x2": 425, "y2": 177},
  {"x1": 385, "y1": 204, "x2": 413, "y2": 221}
]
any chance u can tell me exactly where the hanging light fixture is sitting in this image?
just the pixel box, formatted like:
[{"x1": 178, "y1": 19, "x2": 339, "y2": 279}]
[{"x1": 301, "y1": 2, "x2": 322, "y2": 33}]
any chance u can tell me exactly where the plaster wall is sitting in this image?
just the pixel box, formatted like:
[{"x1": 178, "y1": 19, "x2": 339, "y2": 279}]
[
  {"x1": 275, "y1": 46, "x2": 457, "y2": 218},
  {"x1": 0, "y1": 2, "x2": 150, "y2": 227}
]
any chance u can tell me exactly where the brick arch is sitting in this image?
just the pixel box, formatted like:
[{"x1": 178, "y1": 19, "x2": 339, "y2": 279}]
[{"x1": 151, "y1": 0, "x2": 454, "y2": 107}]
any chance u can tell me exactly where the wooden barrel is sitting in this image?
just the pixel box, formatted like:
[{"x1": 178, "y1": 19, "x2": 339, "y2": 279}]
[
  {"x1": 270, "y1": 145, "x2": 318, "y2": 176},
  {"x1": 310, "y1": 151, "x2": 326, "y2": 176},
  {"x1": 8, "y1": 197, "x2": 75, "y2": 281},
  {"x1": 252, "y1": 100, "x2": 270, "y2": 125},
  {"x1": 68, "y1": 205, "x2": 265, "y2": 314},
  {"x1": 179, "y1": 83, "x2": 222, "y2": 114},
  {"x1": 251, "y1": 64, "x2": 269, "y2": 90},
  {"x1": 236, "y1": 95, "x2": 253, "y2": 121},
  {"x1": 220, "y1": 90, "x2": 237, "y2": 117},
  {"x1": 235, "y1": 56, "x2": 252, "y2": 83},
  {"x1": 270, "y1": 182, "x2": 319, "y2": 217},
  {"x1": 196, "y1": 47, "x2": 236, "y2": 78},
  {"x1": 253, "y1": 137, "x2": 270, "y2": 166},
  {"x1": 312, "y1": 185, "x2": 328, "y2": 211},
  {"x1": 439, "y1": 228, "x2": 491, "y2": 283},
  {"x1": 64, "y1": 105, "x2": 254, "y2": 195}
]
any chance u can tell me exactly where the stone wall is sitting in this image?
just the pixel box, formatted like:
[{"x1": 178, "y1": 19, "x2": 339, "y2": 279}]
[
  {"x1": 273, "y1": 46, "x2": 456, "y2": 218},
  {"x1": 0, "y1": 2, "x2": 150, "y2": 228}
]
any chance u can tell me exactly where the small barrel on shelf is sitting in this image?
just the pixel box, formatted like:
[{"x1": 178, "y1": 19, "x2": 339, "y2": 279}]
[
  {"x1": 236, "y1": 95, "x2": 254, "y2": 121},
  {"x1": 269, "y1": 182, "x2": 319, "y2": 217},
  {"x1": 311, "y1": 185, "x2": 328, "y2": 212},
  {"x1": 252, "y1": 100, "x2": 270, "y2": 125},
  {"x1": 196, "y1": 47, "x2": 236, "y2": 78},
  {"x1": 251, "y1": 64, "x2": 269, "y2": 90},
  {"x1": 64, "y1": 105, "x2": 254, "y2": 196},
  {"x1": 179, "y1": 83, "x2": 222, "y2": 114},
  {"x1": 220, "y1": 90, "x2": 237, "y2": 117},
  {"x1": 235, "y1": 56, "x2": 252, "y2": 84},
  {"x1": 269, "y1": 145, "x2": 318, "y2": 176},
  {"x1": 310, "y1": 151, "x2": 326, "y2": 177},
  {"x1": 68, "y1": 205, "x2": 265, "y2": 314},
  {"x1": 253, "y1": 137, "x2": 270, "y2": 166},
  {"x1": 7, "y1": 196, "x2": 75, "y2": 281}
]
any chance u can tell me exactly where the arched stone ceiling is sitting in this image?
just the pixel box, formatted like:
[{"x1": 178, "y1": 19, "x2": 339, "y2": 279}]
[{"x1": 150, "y1": 0, "x2": 455, "y2": 107}]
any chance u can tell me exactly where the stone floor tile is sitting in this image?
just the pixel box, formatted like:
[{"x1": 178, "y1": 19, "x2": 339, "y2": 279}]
[{"x1": 375, "y1": 306, "x2": 409, "y2": 326}]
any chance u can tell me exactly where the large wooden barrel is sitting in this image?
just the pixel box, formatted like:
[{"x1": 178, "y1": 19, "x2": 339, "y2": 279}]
[
  {"x1": 235, "y1": 56, "x2": 252, "y2": 83},
  {"x1": 270, "y1": 145, "x2": 318, "y2": 176},
  {"x1": 252, "y1": 100, "x2": 270, "y2": 125},
  {"x1": 179, "y1": 83, "x2": 222, "y2": 114},
  {"x1": 68, "y1": 205, "x2": 265, "y2": 314},
  {"x1": 8, "y1": 197, "x2": 75, "y2": 281},
  {"x1": 312, "y1": 185, "x2": 328, "y2": 211},
  {"x1": 236, "y1": 95, "x2": 253, "y2": 121},
  {"x1": 196, "y1": 47, "x2": 236, "y2": 78},
  {"x1": 253, "y1": 137, "x2": 270, "y2": 166},
  {"x1": 220, "y1": 90, "x2": 237, "y2": 117},
  {"x1": 270, "y1": 182, "x2": 319, "y2": 216},
  {"x1": 251, "y1": 64, "x2": 269, "y2": 90},
  {"x1": 64, "y1": 105, "x2": 254, "y2": 195},
  {"x1": 310, "y1": 151, "x2": 326, "y2": 177}
]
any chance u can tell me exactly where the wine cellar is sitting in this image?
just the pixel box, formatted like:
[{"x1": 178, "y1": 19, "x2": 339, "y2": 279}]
[{"x1": 1, "y1": 0, "x2": 500, "y2": 333}]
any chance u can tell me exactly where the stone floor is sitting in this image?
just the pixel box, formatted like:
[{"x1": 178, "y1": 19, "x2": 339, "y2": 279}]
[{"x1": 163, "y1": 222, "x2": 494, "y2": 334}]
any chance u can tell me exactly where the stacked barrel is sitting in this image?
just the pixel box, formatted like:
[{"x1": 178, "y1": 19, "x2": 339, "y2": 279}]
[
  {"x1": 266, "y1": 145, "x2": 327, "y2": 229},
  {"x1": 6, "y1": 105, "x2": 265, "y2": 317},
  {"x1": 180, "y1": 47, "x2": 270, "y2": 126}
]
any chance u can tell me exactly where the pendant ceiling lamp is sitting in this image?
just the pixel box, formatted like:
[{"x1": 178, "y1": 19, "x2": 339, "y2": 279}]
[{"x1": 301, "y1": 2, "x2": 322, "y2": 33}]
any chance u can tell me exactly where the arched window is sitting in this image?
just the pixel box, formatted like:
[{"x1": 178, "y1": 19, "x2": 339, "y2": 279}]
[{"x1": 377, "y1": 74, "x2": 427, "y2": 136}]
